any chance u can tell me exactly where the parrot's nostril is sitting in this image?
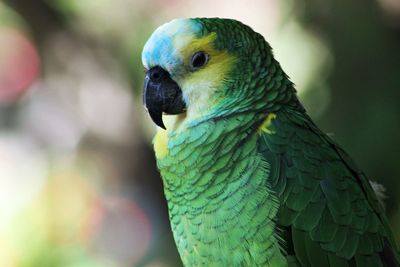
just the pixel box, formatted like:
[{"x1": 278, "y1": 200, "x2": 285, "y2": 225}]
[
  {"x1": 151, "y1": 72, "x2": 161, "y2": 81},
  {"x1": 149, "y1": 66, "x2": 168, "y2": 82}
]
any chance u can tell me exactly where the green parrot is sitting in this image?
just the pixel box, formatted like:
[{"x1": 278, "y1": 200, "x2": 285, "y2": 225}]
[{"x1": 142, "y1": 18, "x2": 399, "y2": 267}]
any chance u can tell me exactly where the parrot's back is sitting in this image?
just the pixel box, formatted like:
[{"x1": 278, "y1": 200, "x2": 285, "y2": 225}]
[{"x1": 258, "y1": 108, "x2": 399, "y2": 267}]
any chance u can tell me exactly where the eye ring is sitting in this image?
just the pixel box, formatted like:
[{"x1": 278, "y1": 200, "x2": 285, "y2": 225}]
[{"x1": 190, "y1": 51, "x2": 209, "y2": 70}]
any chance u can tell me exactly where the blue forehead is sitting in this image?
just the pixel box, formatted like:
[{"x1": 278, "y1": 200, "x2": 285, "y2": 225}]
[{"x1": 142, "y1": 18, "x2": 203, "y2": 71}]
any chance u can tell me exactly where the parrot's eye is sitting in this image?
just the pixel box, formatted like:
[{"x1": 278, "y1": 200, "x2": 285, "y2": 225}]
[{"x1": 190, "y1": 51, "x2": 209, "y2": 70}]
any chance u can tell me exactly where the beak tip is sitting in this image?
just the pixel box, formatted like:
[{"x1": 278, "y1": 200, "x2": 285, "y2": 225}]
[{"x1": 148, "y1": 109, "x2": 167, "y2": 130}]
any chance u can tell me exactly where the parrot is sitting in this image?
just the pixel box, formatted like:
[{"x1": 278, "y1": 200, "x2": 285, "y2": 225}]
[{"x1": 141, "y1": 18, "x2": 400, "y2": 267}]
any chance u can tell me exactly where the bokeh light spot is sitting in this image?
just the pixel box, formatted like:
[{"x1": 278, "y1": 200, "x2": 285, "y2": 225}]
[{"x1": 0, "y1": 27, "x2": 40, "y2": 103}]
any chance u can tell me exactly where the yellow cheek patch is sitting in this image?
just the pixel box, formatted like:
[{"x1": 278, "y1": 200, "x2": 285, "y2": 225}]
[
  {"x1": 257, "y1": 113, "x2": 277, "y2": 135},
  {"x1": 185, "y1": 48, "x2": 236, "y2": 86},
  {"x1": 153, "y1": 130, "x2": 169, "y2": 159},
  {"x1": 182, "y1": 32, "x2": 236, "y2": 84},
  {"x1": 178, "y1": 32, "x2": 237, "y2": 119}
]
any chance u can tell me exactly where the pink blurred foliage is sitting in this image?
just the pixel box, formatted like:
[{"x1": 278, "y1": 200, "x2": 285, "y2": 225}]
[
  {"x1": 84, "y1": 195, "x2": 152, "y2": 266},
  {"x1": 0, "y1": 27, "x2": 40, "y2": 104}
]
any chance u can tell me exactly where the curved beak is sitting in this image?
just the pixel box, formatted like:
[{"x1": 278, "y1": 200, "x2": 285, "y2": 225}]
[{"x1": 143, "y1": 66, "x2": 186, "y2": 129}]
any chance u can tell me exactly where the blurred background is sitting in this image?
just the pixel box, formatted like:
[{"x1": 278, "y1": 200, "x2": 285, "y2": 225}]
[{"x1": 0, "y1": 0, "x2": 399, "y2": 266}]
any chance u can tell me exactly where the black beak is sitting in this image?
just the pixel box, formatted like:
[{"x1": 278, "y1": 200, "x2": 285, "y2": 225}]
[{"x1": 143, "y1": 66, "x2": 186, "y2": 129}]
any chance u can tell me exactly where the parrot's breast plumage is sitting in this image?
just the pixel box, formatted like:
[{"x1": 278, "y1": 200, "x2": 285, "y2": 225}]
[{"x1": 155, "y1": 115, "x2": 286, "y2": 267}]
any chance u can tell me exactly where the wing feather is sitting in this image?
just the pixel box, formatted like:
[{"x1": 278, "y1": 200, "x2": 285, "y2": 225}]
[{"x1": 257, "y1": 109, "x2": 400, "y2": 266}]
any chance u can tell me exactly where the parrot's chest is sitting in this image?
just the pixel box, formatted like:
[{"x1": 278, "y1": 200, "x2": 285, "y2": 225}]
[
  {"x1": 153, "y1": 128, "x2": 287, "y2": 267},
  {"x1": 166, "y1": 193, "x2": 287, "y2": 267}
]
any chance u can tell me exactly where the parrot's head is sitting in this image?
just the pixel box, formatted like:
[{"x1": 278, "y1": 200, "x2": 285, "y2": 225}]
[{"x1": 142, "y1": 18, "x2": 290, "y2": 129}]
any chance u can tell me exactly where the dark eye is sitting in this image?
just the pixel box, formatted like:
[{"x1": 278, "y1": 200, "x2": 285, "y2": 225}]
[{"x1": 190, "y1": 51, "x2": 209, "y2": 70}]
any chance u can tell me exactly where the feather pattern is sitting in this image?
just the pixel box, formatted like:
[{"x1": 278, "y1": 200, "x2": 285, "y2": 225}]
[{"x1": 258, "y1": 109, "x2": 400, "y2": 266}]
